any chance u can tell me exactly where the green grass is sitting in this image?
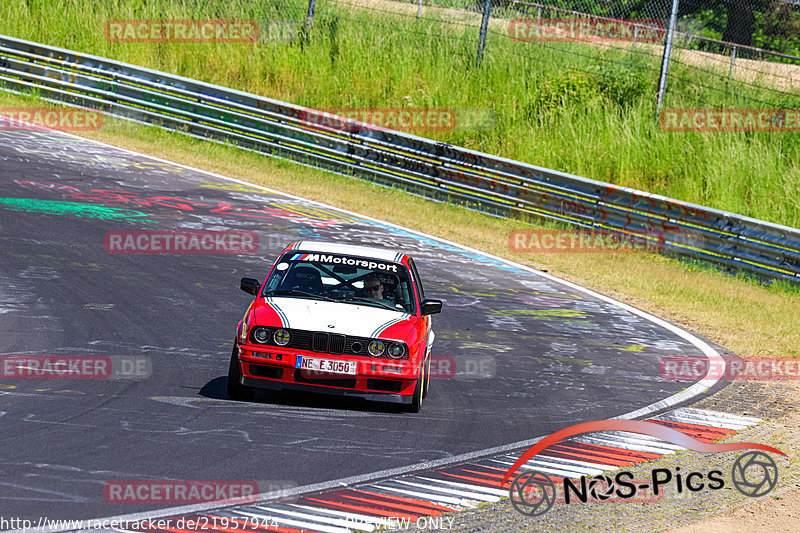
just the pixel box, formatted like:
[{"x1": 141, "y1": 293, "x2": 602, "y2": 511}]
[{"x1": 1, "y1": 0, "x2": 799, "y2": 229}]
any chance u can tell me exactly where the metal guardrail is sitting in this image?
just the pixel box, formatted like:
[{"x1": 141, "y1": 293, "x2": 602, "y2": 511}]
[{"x1": 1, "y1": 34, "x2": 799, "y2": 282}]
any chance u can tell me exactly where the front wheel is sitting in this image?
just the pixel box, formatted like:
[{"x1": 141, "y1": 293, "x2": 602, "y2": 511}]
[
  {"x1": 405, "y1": 361, "x2": 426, "y2": 413},
  {"x1": 422, "y1": 354, "x2": 431, "y2": 399},
  {"x1": 227, "y1": 343, "x2": 255, "y2": 401}
]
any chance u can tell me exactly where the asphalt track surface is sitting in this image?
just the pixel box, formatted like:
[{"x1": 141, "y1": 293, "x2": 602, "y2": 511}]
[{"x1": 0, "y1": 128, "x2": 726, "y2": 523}]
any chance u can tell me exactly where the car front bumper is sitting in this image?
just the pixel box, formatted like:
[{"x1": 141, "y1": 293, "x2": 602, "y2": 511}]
[
  {"x1": 240, "y1": 376, "x2": 413, "y2": 404},
  {"x1": 237, "y1": 345, "x2": 419, "y2": 404}
]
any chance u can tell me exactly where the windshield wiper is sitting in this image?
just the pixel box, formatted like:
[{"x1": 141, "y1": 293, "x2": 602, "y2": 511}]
[
  {"x1": 341, "y1": 296, "x2": 399, "y2": 311},
  {"x1": 263, "y1": 290, "x2": 335, "y2": 302}
]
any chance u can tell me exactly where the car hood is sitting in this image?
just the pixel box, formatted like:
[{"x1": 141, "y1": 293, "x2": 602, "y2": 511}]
[{"x1": 255, "y1": 297, "x2": 418, "y2": 341}]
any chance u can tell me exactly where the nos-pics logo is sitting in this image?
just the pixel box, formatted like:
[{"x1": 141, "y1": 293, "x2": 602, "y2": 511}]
[{"x1": 503, "y1": 420, "x2": 784, "y2": 517}]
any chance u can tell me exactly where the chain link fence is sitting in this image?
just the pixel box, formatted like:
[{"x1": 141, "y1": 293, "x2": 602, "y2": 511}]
[
  {"x1": 285, "y1": 0, "x2": 800, "y2": 111},
  {"x1": 490, "y1": 0, "x2": 800, "y2": 109},
  {"x1": 143, "y1": 0, "x2": 798, "y2": 112}
]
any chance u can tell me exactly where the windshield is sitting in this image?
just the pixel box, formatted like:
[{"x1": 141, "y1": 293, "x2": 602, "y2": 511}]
[{"x1": 261, "y1": 251, "x2": 416, "y2": 314}]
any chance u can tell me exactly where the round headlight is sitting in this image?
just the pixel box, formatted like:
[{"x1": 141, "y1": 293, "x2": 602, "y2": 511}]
[
  {"x1": 253, "y1": 327, "x2": 271, "y2": 344},
  {"x1": 273, "y1": 328, "x2": 291, "y2": 346},
  {"x1": 368, "y1": 340, "x2": 385, "y2": 357},
  {"x1": 387, "y1": 343, "x2": 405, "y2": 359}
]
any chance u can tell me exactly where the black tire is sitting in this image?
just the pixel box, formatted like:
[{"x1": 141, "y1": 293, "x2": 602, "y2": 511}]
[
  {"x1": 227, "y1": 343, "x2": 255, "y2": 401},
  {"x1": 422, "y1": 354, "x2": 431, "y2": 399},
  {"x1": 405, "y1": 361, "x2": 425, "y2": 413}
]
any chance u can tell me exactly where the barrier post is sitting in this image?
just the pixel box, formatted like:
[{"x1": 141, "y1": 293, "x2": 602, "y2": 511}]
[
  {"x1": 656, "y1": 0, "x2": 680, "y2": 118},
  {"x1": 476, "y1": 0, "x2": 492, "y2": 67}
]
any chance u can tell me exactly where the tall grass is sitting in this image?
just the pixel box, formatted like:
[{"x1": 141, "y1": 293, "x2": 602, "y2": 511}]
[{"x1": 1, "y1": 0, "x2": 799, "y2": 228}]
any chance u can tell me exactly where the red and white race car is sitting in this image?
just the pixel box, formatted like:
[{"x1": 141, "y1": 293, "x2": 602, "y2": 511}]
[{"x1": 228, "y1": 241, "x2": 443, "y2": 412}]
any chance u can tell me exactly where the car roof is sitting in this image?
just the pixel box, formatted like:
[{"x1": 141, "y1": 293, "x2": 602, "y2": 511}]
[{"x1": 287, "y1": 241, "x2": 407, "y2": 263}]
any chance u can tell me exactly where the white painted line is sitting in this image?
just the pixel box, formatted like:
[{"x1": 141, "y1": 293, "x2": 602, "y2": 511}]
[
  {"x1": 575, "y1": 435, "x2": 682, "y2": 455},
  {"x1": 487, "y1": 458, "x2": 588, "y2": 479},
  {"x1": 504, "y1": 452, "x2": 617, "y2": 472},
  {"x1": 232, "y1": 509, "x2": 348, "y2": 533},
  {"x1": 654, "y1": 412, "x2": 750, "y2": 431},
  {"x1": 579, "y1": 434, "x2": 685, "y2": 453},
  {"x1": 677, "y1": 407, "x2": 761, "y2": 425},
  {"x1": 352, "y1": 484, "x2": 459, "y2": 510},
  {"x1": 370, "y1": 483, "x2": 472, "y2": 507},
  {"x1": 670, "y1": 414, "x2": 751, "y2": 429},
  {"x1": 594, "y1": 432, "x2": 688, "y2": 450},
  {"x1": 250, "y1": 505, "x2": 374, "y2": 531},
  {"x1": 496, "y1": 453, "x2": 608, "y2": 476},
  {"x1": 532, "y1": 454, "x2": 621, "y2": 472},
  {"x1": 394, "y1": 479, "x2": 500, "y2": 502},
  {"x1": 523, "y1": 458, "x2": 606, "y2": 477},
  {"x1": 377, "y1": 480, "x2": 478, "y2": 505},
  {"x1": 290, "y1": 505, "x2": 395, "y2": 527},
  {"x1": 414, "y1": 477, "x2": 508, "y2": 497}
]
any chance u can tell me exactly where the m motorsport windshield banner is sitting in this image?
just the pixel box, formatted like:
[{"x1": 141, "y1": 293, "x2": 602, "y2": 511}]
[{"x1": 290, "y1": 252, "x2": 399, "y2": 272}]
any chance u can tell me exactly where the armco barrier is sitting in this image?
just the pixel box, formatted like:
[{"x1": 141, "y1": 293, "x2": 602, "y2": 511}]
[{"x1": 1, "y1": 34, "x2": 798, "y2": 281}]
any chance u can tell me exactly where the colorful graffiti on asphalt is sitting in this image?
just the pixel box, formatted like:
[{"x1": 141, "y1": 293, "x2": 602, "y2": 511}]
[
  {"x1": 197, "y1": 180, "x2": 268, "y2": 194},
  {"x1": 7, "y1": 141, "x2": 185, "y2": 173},
  {"x1": 0, "y1": 197, "x2": 156, "y2": 222},
  {"x1": 12, "y1": 180, "x2": 350, "y2": 228}
]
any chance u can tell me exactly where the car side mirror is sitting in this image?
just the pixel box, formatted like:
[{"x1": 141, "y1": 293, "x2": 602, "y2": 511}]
[
  {"x1": 420, "y1": 299, "x2": 443, "y2": 316},
  {"x1": 240, "y1": 277, "x2": 261, "y2": 296}
]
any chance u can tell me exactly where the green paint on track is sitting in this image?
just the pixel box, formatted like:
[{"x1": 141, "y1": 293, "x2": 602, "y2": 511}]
[{"x1": 0, "y1": 197, "x2": 157, "y2": 222}]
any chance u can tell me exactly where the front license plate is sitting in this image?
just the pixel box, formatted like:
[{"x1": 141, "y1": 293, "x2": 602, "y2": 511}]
[{"x1": 296, "y1": 355, "x2": 357, "y2": 375}]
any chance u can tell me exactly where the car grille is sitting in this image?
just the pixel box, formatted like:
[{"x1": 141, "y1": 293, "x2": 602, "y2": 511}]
[
  {"x1": 288, "y1": 329, "x2": 313, "y2": 350},
  {"x1": 312, "y1": 332, "x2": 328, "y2": 352},
  {"x1": 330, "y1": 334, "x2": 346, "y2": 354},
  {"x1": 313, "y1": 332, "x2": 351, "y2": 355},
  {"x1": 286, "y1": 329, "x2": 371, "y2": 356}
]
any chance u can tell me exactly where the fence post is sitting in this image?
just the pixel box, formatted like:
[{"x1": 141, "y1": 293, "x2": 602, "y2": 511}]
[
  {"x1": 303, "y1": 0, "x2": 317, "y2": 40},
  {"x1": 656, "y1": 0, "x2": 679, "y2": 119},
  {"x1": 417, "y1": 0, "x2": 423, "y2": 18},
  {"x1": 476, "y1": 0, "x2": 492, "y2": 67},
  {"x1": 728, "y1": 45, "x2": 737, "y2": 80}
]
